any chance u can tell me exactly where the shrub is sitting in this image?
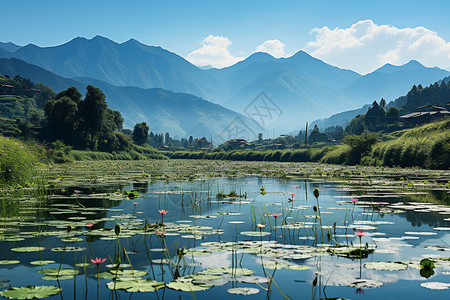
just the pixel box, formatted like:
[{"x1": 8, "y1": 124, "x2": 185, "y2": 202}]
[{"x1": 0, "y1": 137, "x2": 38, "y2": 186}]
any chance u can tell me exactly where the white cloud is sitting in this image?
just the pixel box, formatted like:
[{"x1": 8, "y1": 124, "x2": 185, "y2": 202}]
[
  {"x1": 256, "y1": 39, "x2": 286, "y2": 58},
  {"x1": 305, "y1": 20, "x2": 450, "y2": 74},
  {"x1": 186, "y1": 35, "x2": 244, "y2": 69}
]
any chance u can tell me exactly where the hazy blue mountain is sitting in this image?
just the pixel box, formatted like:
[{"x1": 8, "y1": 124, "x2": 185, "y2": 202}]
[
  {"x1": 0, "y1": 47, "x2": 11, "y2": 58},
  {"x1": 0, "y1": 58, "x2": 82, "y2": 91},
  {"x1": 0, "y1": 42, "x2": 21, "y2": 52},
  {"x1": 0, "y1": 57, "x2": 260, "y2": 140},
  {"x1": 343, "y1": 60, "x2": 449, "y2": 105},
  {"x1": 310, "y1": 105, "x2": 370, "y2": 130},
  {"x1": 0, "y1": 36, "x2": 227, "y2": 102},
  {"x1": 206, "y1": 51, "x2": 361, "y2": 131},
  {"x1": 2, "y1": 36, "x2": 448, "y2": 134}
]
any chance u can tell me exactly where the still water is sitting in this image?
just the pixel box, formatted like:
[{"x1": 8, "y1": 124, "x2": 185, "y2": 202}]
[{"x1": 0, "y1": 177, "x2": 449, "y2": 299}]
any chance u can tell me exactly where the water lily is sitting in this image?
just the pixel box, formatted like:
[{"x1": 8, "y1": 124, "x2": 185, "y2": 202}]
[
  {"x1": 355, "y1": 230, "x2": 366, "y2": 237},
  {"x1": 91, "y1": 257, "x2": 106, "y2": 265},
  {"x1": 74, "y1": 190, "x2": 82, "y2": 194},
  {"x1": 288, "y1": 192, "x2": 295, "y2": 202},
  {"x1": 270, "y1": 213, "x2": 282, "y2": 219},
  {"x1": 155, "y1": 230, "x2": 166, "y2": 236},
  {"x1": 85, "y1": 224, "x2": 93, "y2": 229},
  {"x1": 355, "y1": 230, "x2": 367, "y2": 252},
  {"x1": 351, "y1": 198, "x2": 358, "y2": 202},
  {"x1": 133, "y1": 202, "x2": 138, "y2": 205},
  {"x1": 159, "y1": 209, "x2": 168, "y2": 225}
]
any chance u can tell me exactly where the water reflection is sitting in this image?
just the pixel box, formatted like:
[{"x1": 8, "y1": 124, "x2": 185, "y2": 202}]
[{"x1": 0, "y1": 177, "x2": 448, "y2": 299}]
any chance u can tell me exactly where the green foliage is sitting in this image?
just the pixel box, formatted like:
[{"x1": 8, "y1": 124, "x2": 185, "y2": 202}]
[
  {"x1": 369, "y1": 117, "x2": 450, "y2": 169},
  {"x1": 70, "y1": 144, "x2": 166, "y2": 161},
  {"x1": 0, "y1": 136, "x2": 38, "y2": 186},
  {"x1": 343, "y1": 132, "x2": 378, "y2": 165},
  {"x1": 45, "y1": 86, "x2": 124, "y2": 151},
  {"x1": 46, "y1": 140, "x2": 73, "y2": 163},
  {"x1": 132, "y1": 122, "x2": 149, "y2": 145},
  {"x1": 345, "y1": 115, "x2": 367, "y2": 135}
]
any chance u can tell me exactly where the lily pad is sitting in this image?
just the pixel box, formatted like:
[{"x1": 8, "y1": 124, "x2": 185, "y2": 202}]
[
  {"x1": 30, "y1": 260, "x2": 55, "y2": 266},
  {"x1": 0, "y1": 260, "x2": 20, "y2": 265},
  {"x1": 106, "y1": 279, "x2": 165, "y2": 292},
  {"x1": 240, "y1": 231, "x2": 271, "y2": 237},
  {"x1": 166, "y1": 279, "x2": 213, "y2": 291},
  {"x1": 364, "y1": 262, "x2": 408, "y2": 271},
  {"x1": 11, "y1": 247, "x2": 44, "y2": 253},
  {"x1": 227, "y1": 287, "x2": 260, "y2": 295},
  {"x1": 236, "y1": 276, "x2": 271, "y2": 284},
  {"x1": 37, "y1": 268, "x2": 79, "y2": 276},
  {"x1": 73, "y1": 262, "x2": 89, "y2": 267},
  {"x1": 420, "y1": 282, "x2": 450, "y2": 290},
  {"x1": 41, "y1": 275, "x2": 74, "y2": 281},
  {"x1": 0, "y1": 285, "x2": 62, "y2": 299},
  {"x1": 50, "y1": 246, "x2": 86, "y2": 252},
  {"x1": 201, "y1": 267, "x2": 255, "y2": 276}
]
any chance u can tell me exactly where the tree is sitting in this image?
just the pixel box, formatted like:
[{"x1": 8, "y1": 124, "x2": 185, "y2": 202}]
[
  {"x1": 165, "y1": 132, "x2": 170, "y2": 145},
  {"x1": 365, "y1": 101, "x2": 386, "y2": 130},
  {"x1": 308, "y1": 125, "x2": 328, "y2": 144},
  {"x1": 55, "y1": 87, "x2": 82, "y2": 104},
  {"x1": 45, "y1": 95, "x2": 79, "y2": 144},
  {"x1": 78, "y1": 85, "x2": 108, "y2": 149},
  {"x1": 45, "y1": 85, "x2": 125, "y2": 150},
  {"x1": 344, "y1": 132, "x2": 378, "y2": 165},
  {"x1": 189, "y1": 136, "x2": 193, "y2": 145},
  {"x1": 133, "y1": 122, "x2": 149, "y2": 145}
]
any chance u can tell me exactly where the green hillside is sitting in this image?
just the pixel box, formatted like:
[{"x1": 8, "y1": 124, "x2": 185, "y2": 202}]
[{"x1": 168, "y1": 117, "x2": 450, "y2": 170}]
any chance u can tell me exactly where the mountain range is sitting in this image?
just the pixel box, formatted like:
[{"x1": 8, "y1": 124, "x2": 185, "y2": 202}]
[
  {"x1": 0, "y1": 58, "x2": 261, "y2": 141},
  {"x1": 0, "y1": 36, "x2": 448, "y2": 136}
]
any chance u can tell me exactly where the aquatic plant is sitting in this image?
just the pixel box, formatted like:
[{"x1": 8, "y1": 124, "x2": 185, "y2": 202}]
[{"x1": 159, "y1": 209, "x2": 168, "y2": 225}]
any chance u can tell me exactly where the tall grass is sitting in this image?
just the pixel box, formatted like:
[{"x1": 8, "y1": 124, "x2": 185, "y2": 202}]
[{"x1": 0, "y1": 136, "x2": 39, "y2": 186}]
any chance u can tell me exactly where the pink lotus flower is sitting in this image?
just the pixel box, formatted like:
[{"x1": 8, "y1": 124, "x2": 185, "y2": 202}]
[
  {"x1": 257, "y1": 224, "x2": 266, "y2": 229},
  {"x1": 351, "y1": 198, "x2": 358, "y2": 202},
  {"x1": 91, "y1": 257, "x2": 106, "y2": 265},
  {"x1": 355, "y1": 230, "x2": 366, "y2": 237},
  {"x1": 74, "y1": 190, "x2": 82, "y2": 194},
  {"x1": 85, "y1": 224, "x2": 93, "y2": 229},
  {"x1": 289, "y1": 193, "x2": 295, "y2": 197},
  {"x1": 159, "y1": 210, "x2": 168, "y2": 215},
  {"x1": 270, "y1": 213, "x2": 282, "y2": 218},
  {"x1": 133, "y1": 202, "x2": 138, "y2": 205},
  {"x1": 379, "y1": 202, "x2": 389, "y2": 205},
  {"x1": 155, "y1": 230, "x2": 166, "y2": 236}
]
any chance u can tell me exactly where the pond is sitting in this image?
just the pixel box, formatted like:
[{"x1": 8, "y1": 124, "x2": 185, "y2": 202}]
[{"x1": 0, "y1": 174, "x2": 449, "y2": 299}]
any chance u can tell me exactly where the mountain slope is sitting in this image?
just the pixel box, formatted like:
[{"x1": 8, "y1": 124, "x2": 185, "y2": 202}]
[
  {"x1": 206, "y1": 51, "x2": 362, "y2": 130},
  {"x1": 0, "y1": 42, "x2": 21, "y2": 52},
  {"x1": 1, "y1": 36, "x2": 227, "y2": 102},
  {"x1": 0, "y1": 57, "x2": 259, "y2": 140},
  {"x1": 343, "y1": 60, "x2": 449, "y2": 104},
  {"x1": 1, "y1": 36, "x2": 448, "y2": 134}
]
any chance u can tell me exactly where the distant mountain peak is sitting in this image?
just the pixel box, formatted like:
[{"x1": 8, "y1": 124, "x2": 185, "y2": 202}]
[
  {"x1": 375, "y1": 60, "x2": 427, "y2": 74},
  {"x1": 404, "y1": 59, "x2": 425, "y2": 67},
  {"x1": 246, "y1": 52, "x2": 276, "y2": 62}
]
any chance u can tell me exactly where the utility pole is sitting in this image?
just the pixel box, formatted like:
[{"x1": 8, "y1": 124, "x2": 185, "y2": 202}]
[{"x1": 304, "y1": 122, "x2": 308, "y2": 145}]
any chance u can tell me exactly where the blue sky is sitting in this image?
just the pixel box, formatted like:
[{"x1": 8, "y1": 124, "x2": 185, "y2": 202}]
[{"x1": 2, "y1": 0, "x2": 450, "y2": 73}]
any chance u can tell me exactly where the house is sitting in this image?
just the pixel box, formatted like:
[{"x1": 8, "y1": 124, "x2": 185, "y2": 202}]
[
  {"x1": 399, "y1": 105, "x2": 450, "y2": 126},
  {"x1": 227, "y1": 139, "x2": 254, "y2": 149}
]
